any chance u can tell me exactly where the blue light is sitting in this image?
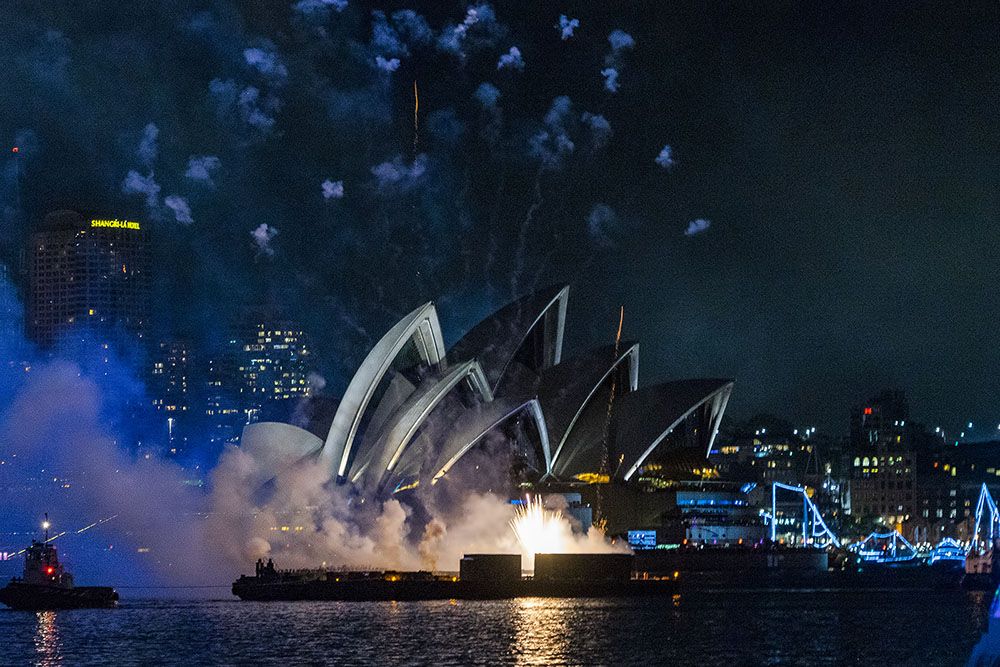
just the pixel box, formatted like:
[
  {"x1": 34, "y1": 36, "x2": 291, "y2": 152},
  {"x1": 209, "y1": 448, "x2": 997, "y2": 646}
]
[{"x1": 628, "y1": 530, "x2": 657, "y2": 549}]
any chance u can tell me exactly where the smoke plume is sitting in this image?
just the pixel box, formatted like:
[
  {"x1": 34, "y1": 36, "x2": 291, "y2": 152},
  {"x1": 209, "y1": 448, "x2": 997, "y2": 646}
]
[
  {"x1": 164, "y1": 195, "x2": 194, "y2": 224},
  {"x1": 655, "y1": 144, "x2": 676, "y2": 169},
  {"x1": 321, "y1": 178, "x2": 344, "y2": 200},
  {"x1": 557, "y1": 15, "x2": 580, "y2": 41},
  {"x1": 685, "y1": 218, "x2": 711, "y2": 236},
  {"x1": 185, "y1": 155, "x2": 222, "y2": 185},
  {"x1": 497, "y1": 46, "x2": 524, "y2": 71},
  {"x1": 251, "y1": 222, "x2": 279, "y2": 256}
]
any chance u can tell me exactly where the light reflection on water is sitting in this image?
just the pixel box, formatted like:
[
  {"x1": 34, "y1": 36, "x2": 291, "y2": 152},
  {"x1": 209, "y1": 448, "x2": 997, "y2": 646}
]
[
  {"x1": 33, "y1": 611, "x2": 62, "y2": 666},
  {"x1": 0, "y1": 591, "x2": 990, "y2": 666},
  {"x1": 511, "y1": 598, "x2": 573, "y2": 664}
]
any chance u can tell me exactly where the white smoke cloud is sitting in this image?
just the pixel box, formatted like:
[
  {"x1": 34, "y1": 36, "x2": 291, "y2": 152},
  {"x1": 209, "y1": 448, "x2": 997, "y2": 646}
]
[
  {"x1": 390, "y1": 10, "x2": 434, "y2": 48},
  {"x1": 250, "y1": 223, "x2": 278, "y2": 256},
  {"x1": 206, "y1": 443, "x2": 625, "y2": 575},
  {"x1": 608, "y1": 29, "x2": 635, "y2": 53},
  {"x1": 655, "y1": 144, "x2": 676, "y2": 169},
  {"x1": 164, "y1": 195, "x2": 194, "y2": 224},
  {"x1": 587, "y1": 203, "x2": 617, "y2": 245},
  {"x1": 121, "y1": 170, "x2": 161, "y2": 209},
  {"x1": 370, "y1": 154, "x2": 428, "y2": 190},
  {"x1": 243, "y1": 45, "x2": 289, "y2": 85},
  {"x1": 581, "y1": 112, "x2": 612, "y2": 150},
  {"x1": 292, "y1": 0, "x2": 348, "y2": 19},
  {"x1": 437, "y1": 4, "x2": 503, "y2": 58},
  {"x1": 0, "y1": 352, "x2": 219, "y2": 588},
  {"x1": 497, "y1": 46, "x2": 524, "y2": 71},
  {"x1": 372, "y1": 11, "x2": 408, "y2": 58},
  {"x1": 184, "y1": 155, "x2": 221, "y2": 185},
  {"x1": 602, "y1": 30, "x2": 634, "y2": 94},
  {"x1": 374, "y1": 56, "x2": 400, "y2": 73},
  {"x1": 209, "y1": 79, "x2": 280, "y2": 133},
  {"x1": 136, "y1": 122, "x2": 159, "y2": 168},
  {"x1": 528, "y1": 96, "x2": 575, "y2": 169},
  {"x1": 475, "y1": 82, "x2": 501, "y2": 108},
  {"x1": 601, "y1": 67, "x2": 620, "y2": 93},
  {"x1": 321, "y1": 178, "x2": 344, "y2": 200},
  {"x1": 556, "y1": 15, "x2": 579, "y2": 40},
  {"x1": 685, "y1": 218, "x2": 711, "y2": 236}
]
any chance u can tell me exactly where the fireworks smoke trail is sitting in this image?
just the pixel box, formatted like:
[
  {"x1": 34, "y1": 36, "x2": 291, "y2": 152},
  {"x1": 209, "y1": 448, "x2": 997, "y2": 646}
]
[
  {"x1": 510, "y1": 169, "x2": 544, "y2": 299},
  {"x1": 413, "y1": 80, "x2": 420, "y2": 153}
]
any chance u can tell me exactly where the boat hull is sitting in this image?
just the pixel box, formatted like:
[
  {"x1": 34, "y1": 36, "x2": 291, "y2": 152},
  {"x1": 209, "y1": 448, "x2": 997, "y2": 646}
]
[
  {"x1": 232, "y1": 576, "x2": 677, "y2": 601},
  {"x1": 0, "y1": 582, "x2": 118, "y2": 611}
]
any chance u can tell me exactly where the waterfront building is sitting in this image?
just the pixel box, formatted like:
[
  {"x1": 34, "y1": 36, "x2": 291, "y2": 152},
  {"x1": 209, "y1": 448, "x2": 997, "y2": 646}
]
[
  {"x1": 236, "y1": 285, "x2": 734, "y2": 514},
  {"x1": 26, "y1": 210, "x2": 150, "y2": 351},
  {"x1": 909, "y1": 441, "x2": 1000, "y2": 542},
  {"x1": 846, "y1": 390, "x2": 916, "y2": 528}
]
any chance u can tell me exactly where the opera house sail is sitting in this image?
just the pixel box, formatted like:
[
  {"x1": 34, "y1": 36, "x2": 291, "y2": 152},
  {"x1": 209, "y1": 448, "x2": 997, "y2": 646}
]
[{"x1": 236, "y1": 284, "x2": 734, "y2": 501}]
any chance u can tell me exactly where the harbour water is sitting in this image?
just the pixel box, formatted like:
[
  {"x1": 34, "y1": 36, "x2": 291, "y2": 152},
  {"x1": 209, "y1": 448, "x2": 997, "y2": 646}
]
[{"x1": 0, "y1": 589, "x2": 992, "y2": 665}]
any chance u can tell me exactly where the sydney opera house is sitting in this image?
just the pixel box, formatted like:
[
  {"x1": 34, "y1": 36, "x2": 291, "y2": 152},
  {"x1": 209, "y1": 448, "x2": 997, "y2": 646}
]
[{"x1": 240, "y1": 285, "x2": 733, "y2": 501}]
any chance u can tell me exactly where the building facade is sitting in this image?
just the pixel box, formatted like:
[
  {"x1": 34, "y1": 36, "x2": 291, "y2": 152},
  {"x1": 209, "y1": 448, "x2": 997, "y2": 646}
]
[
  {"x1": 847, "y1": 390, "x2": 916, "y2": 527},
  {"x1": 237, "y1": 321, "x2": 312, "y2": 418},
  {"x1": 27, "y1": 210, "x2": 150, "y2": 350}
]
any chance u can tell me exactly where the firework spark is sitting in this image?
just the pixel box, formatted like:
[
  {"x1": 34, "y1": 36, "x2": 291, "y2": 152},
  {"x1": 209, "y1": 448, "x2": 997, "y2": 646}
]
[{"x1": 509, "y1": 496, "x2": 570, "y2": 566}]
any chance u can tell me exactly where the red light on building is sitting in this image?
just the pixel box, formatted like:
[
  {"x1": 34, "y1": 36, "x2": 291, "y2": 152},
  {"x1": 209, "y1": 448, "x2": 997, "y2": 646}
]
[
  {"x1": 11, "y1": 146, "x2": 18, "y2": 153},
  {"x1": 45, "y1": 566, "x2": 54, "y2": 575},
  {"x1": 864, "y1": 407, "x2": 873, "y2": 415}
]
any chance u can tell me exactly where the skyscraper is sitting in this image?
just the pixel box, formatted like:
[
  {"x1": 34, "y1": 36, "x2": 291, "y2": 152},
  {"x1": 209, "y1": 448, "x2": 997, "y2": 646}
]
[
  {"x1": 150, "y1": 339, "x2": 191, "y2": 456},
  {"x1": 27, "y1": 210, "x2": 150, "y2": 350},
  {"x1": 237, "y1": 320, "x2": 313, "y2": 421},
  {"x1": 202, "y1": 320, "x2": 314, "y2": 446},
  {"x1": 150, "y1": 340, "x2": 191, "y2": 415}
]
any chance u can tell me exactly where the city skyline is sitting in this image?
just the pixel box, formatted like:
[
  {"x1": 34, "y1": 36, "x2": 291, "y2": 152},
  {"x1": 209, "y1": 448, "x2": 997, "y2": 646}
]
[
  {"x1": 1, "y1": 4, "x2": 999, "y2": 663},
  {"x1": 6, "y1": 208, "x2": 999, "y2": 450}
]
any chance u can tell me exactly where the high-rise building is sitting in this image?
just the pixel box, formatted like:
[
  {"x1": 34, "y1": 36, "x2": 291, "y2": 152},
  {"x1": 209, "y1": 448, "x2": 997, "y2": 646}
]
[
  {"x1": 203, "y1": 320, "x2": 314, "y2": 446},
  {"x1": 149, "y1": 340, "x2": 192, "y2": 456},
  {"x1": 150, "y1": 340, "x2": 190, "y2": 414},
  {"x1": 237, "y1": 321, "x2": 313, "y2": 421},
  {"x1": 204, "y1": 353, "x2": 244, "y2": 448},
  {"x1": 27, "y1": 210, "x2": 150, "y2": 350},
  {"x1": 846, "y1": 389, "x2": 916, "y2": 527}
]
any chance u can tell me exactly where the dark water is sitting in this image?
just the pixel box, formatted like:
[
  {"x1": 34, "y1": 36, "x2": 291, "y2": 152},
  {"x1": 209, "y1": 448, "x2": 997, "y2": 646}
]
[{"x1": 0, "y1": 590, "x2": 991, "y2": 666}]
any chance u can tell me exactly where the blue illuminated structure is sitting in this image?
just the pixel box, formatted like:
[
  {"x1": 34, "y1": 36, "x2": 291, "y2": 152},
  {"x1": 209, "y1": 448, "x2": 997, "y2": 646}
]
[
  {"x1": 770, "y1": 482, "x2": 840, "y2": 547},
  {"x1": 928, "y1": 538, "x2": 966, "y2": 566},
  {"x1": 972, "y1": 483, "x2": 1000, "y2": 552},
  {"x1": 855, "y1": 529, "x2": 916, "y2": 563}
]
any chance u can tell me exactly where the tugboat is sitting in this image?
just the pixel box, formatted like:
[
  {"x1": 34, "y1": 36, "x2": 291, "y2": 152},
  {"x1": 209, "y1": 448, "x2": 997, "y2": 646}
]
[{"x1": 0, "y1": 517, "x2": 118, "y2": 610}]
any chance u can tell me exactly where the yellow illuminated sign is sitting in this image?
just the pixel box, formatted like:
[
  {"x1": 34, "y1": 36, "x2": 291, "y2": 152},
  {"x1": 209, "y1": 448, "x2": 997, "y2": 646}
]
[{"x1": 90, "y1": 219, "x2": 141, "y2": 230}]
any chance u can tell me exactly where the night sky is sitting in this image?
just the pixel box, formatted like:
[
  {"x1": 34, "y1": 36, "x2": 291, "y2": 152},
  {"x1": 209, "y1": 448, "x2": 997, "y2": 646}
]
[{"x1": 2, "y1": 1, "x2": 999, "y2": 437}]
